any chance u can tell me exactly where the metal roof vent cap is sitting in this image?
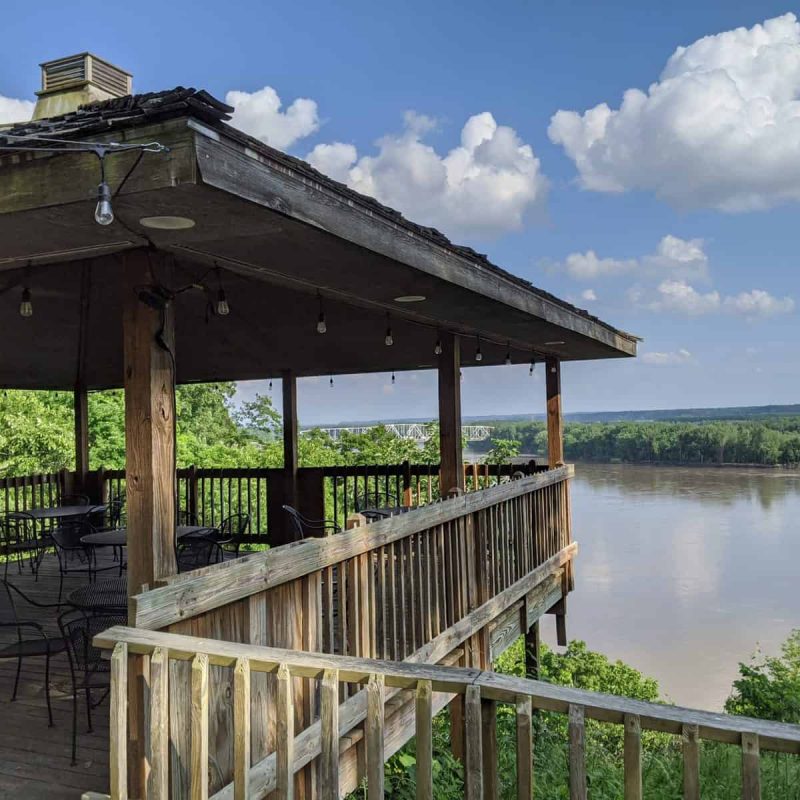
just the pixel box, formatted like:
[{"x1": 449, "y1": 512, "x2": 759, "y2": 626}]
[{"x1": 33, "y1": 53, "x2": 132, "y2": 120}]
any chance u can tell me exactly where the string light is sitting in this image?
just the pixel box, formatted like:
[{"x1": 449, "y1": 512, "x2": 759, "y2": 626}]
[
  {"x1": 94, "y1": 173, "x2": 114, "y2": 226},
  {"x1": 316, "y1": 293, "x2": 327, "y2": 334},
  {"x1": 504, "y1": 343, "x2": 512, "y2": 366},
  {"x1": 384, "y1": 314, "x2": 394, "y2": 347},
  {"x1": 434, "y1": 336, "x2": 442, "y2": 356},
  {"x1": 391, "y1": 371, "x2": 396, "y2": 385},
  {"x1": 475, "y1": 336, "x2": 483, "y2": 362},
  {"x1": 329, "y1": 375, "x2": 334, "y2": 387},
  {"x1": 215, "y1": 267, "x2": 230, "y2": 316},
  {"x1": 19, "y1": 287, "x2": 32, "y2": 318},
  {"x1": 268, "y1": 380, "x2": 273, "y2": 391},
  {"x1": 529, "y1": 356, "x2": 536, "y2": 376}
]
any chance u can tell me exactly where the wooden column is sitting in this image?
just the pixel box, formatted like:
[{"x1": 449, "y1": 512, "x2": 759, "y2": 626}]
[
  {"x1": 282, "y1": 370, "x2": 298, "y2": 506},
  {"x1": 73, "y1": 384, "x2": 89, "y2": 483},
  {"x1": 123, "y1": 249, "x2": 177, "y2": 597},
  {"x1": 438, "y1": 332, "x2": 464, "y2": 494},
  {"x1": 546, "y1": 357, "x2": 564, "y2": 468}
]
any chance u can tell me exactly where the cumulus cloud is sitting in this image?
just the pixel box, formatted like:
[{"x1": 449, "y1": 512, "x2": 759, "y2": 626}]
[
  {"x1": 551, "y1": 235, "x2": 709, "y2": 281},
  {"x1": 581, "y1": 288, "x2": 597, "y2": 302},
  {"x1": 226, "y1": 86, "x2": 319, "y2": 150},
  {"x1": 645, "y1": 280, "x2": 721, "y2": 315},
  {"x1": 641, "y1": 349, "x2": 693, "y2": 365},
  {"x1": 723, "y1": 289, "x2": 795, "y2": 317},
  {"x1": 307, "y1": 110, "x2": 548, "y2": 236},
  {"x1": 0, "y1": 95, "x2": 34, "y2": 125},
  {"x1": 548, "y1": 13, "x2": 800, "y2": 211}
]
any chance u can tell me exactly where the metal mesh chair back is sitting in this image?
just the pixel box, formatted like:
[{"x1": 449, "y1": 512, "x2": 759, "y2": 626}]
[
  {"x1": 59, "y1": 609, "x2": 126, "y2": 679},
  {"x1": 217, "y1": 513, "x2": 250, "y2": 542},
  {"x1": 51, "y1": 520, "x2": 93, "y2": 564},
  {"x1": 59, "y1": 494, "x2": 90, "y2": 506},
  {"x1": 354, "y1": 488, "x2": 398, "y2": 512},
  {"x1": 176, "y1": 536, "x2": 222, "y2": 572}
]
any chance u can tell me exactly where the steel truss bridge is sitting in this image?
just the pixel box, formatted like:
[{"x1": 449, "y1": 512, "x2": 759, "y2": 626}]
[{"x1": 303, "y1": 423, "x2": 493, "y2": 443}]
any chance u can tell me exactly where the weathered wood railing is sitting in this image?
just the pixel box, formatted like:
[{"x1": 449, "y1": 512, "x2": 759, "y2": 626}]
[
  {"x1": 0, "y1": 470, "x2": 64, "y2": 516},
  {"x1": 92, "y1": 625, "x2": 800, "y2": 800},
  {"x1": 124, "y1": 466, "x2": 573, "y2": 798}
]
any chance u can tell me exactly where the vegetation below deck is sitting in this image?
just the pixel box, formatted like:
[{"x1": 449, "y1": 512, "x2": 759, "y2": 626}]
[{"x1": 359, "y1": 631, "x2": 800, "y2": 800}]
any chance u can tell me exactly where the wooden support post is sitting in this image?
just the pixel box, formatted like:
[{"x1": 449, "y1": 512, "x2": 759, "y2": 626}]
[
  {"x1": 515, "y1": 696, "x2": 533, "y2": 800},
  {"x1": 276, "y1": 664, "x2": 294, "y2": 800},
  {"x1": 74, "y1": 384, "x2": 90, "y2": 485},
  {"x1": 682, "y1": 724, "x2": 700, "y2": 800},
  {"x1": 464, "y1": 685, "x2": 483, "y2": 800},
  {"x1": 481, "y1": 699, "x2": 498, "y2": 800},
  {"x1": 438, "y1": 332, "x2": 464, "y2": 495},
  {"x1": 415, "y1": 681, "x2": 433, "y2": 800},
  {"x1": 545, "y1": 358, "x2": 563, "y2": 469},
  {"x1": 568, "y1": 704, "x2": 587, "y2": 800},
  {"x1": 741, "y1": 732, "x2": 761, "y2": 800},
  {"x1": 624, "y1": 714, "x2": 642, "y2": 800},
  {"x1": 122, "y1": 249, "x2": 177, "y2": 596},
  {"x1": 366, "y1": 673, "x2": 385, "y2": 800},
  {"x1": 282, "y1": 370, "x2": 298, "y2": 505}
]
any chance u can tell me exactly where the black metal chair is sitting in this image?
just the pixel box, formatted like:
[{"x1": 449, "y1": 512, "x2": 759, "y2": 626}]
[
  {"x1": 211, "y1": 513, "x2": 251, "y2": 559},
  {"x1": 0, "y1": 514, "x2": 45, "y2": 580},
  {"x1": 354, "y1": 489, "x2": 405, "y2": 520},
  {"x1": 0, "y1": 579, "x2": 65, "y2": 726},
  {"x1": 51, "y1": 518, "x2": 96, "y2": 603},
  {"x1": 175, "y1": 534, "x2": 223, "y2": 572},
  {"x1": 58, "y1": 609, "x2": 126, "y2": 764},
  {"x1": 58, "y1": 493, "x2": 90, "y2": 506},
  {"x1": 282, "y1": 505, "x2": 341, "y2": 542},
  {"x1": 178, "y1": 509, "x2": 199, "y2": 525}
]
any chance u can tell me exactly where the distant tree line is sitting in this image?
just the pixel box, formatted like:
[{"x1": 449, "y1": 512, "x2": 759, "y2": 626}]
[{"x1": 479, "y1": 418, "x2": 800, "y2": 467}]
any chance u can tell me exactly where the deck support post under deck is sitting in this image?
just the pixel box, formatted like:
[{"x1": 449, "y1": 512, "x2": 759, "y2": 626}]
[
  {"x1": 277, "y1": 369, "x2": 299, "y2": 546},
  {"x1": 438, "y1": 332, "x2": 464, "y2": 494},
  {"x1": 546, "y1": 357, "x2": 563, "y2": 468}
]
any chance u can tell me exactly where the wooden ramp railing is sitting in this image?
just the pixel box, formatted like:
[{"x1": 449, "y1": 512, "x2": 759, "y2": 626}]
[{"x1": 90, "y1": 626, "x2": 800, "y2": 800}]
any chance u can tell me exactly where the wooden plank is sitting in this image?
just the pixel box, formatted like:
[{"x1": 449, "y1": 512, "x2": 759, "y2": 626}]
[
  {"x1": 148, "y1": 647, "x2": 170, "y2": 800},
  {"x1": 545, "y1": 358, "x2": 563, "y2": 468},
  {"x1": 320, "y1": 670, "x2": 339, "y2": 800},
  {"x1": 123, "y1": 248, "x2": 177, "y2": 597},
  {"x1": 515, "y1": 696, "x2": 533, "y2": 800},
  {"x1": 568, "y1": 704, "x2": 586, "y2": 800},
  {"x1": 246, "y1": 594, "x2": 270, "y2": 765},
  {"x1": 275, "y1": 664, "x2": 294, "y2": 800},
  {"x1": 741, "y1": 732, "x2": 761, "y2": 800},
  {"x1": 623, "y1": 714, "x2": 642, "y2": 800},
  {"x1": 464, "y1": 685, "x2": 483, "y2": 800},
  {"x1": 366, "y1": 674, "x2": 385, "y2": 800},
  {"x1": 191, "y1": 654, "x2": 210, "y2": 800},
  {"x1": 109, "y1": 642, "x2": 128, "y2": 800},
  {"x1": 481, "y1": 699, "x2": 498, "y2": 800},
  {"x1": 170, "y1": 658, "x2": 192, "y2": 799},
  {"x1": 234, "y1": 658, "x2": 251, "y2": 800},
  {"x1": 415, "y1": 681, "x2": 433, "y2": 800},
  {"x1": 682, "y1": 723, "x2": 700, "y2": 800},
  {"x1": 132, "y1": 468, "x2": 574, "y2": 629}
]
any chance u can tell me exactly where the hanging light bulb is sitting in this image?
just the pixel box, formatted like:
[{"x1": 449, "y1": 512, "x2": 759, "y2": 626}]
[
  {"x1": 19, "y1": 287, "x2": 33, "y2": 318},
  {"x1": 329, "y1": 375, "x2": 334, "y2": 387},
  {"x1": 391, "y1": 371, "x2": 396, "y2": 385},
  {"x1": 504, "y1": 343, "x2": 512, "y2": 366},
  {"x1": 316, "y1": 293, "x2": 327, "y2": 334},
  {"x1": 268, "y1": 380, "x2": 273, "y2": 391},
  {"x1": 434, "y1": 337, "x2": 442, "y2": 356},
  {"x1": 475, "y1": 336, "x2": 483, "y2": 362},
  {"x1": 529, "y1": 357, "x2": 535, "y2": 376},
  {"x1": 384, "y1": 314, "x2": 393, "y2": 347},
  {"x1": 94, "y1": 181, "x2": 114, "y2": 226},
  {"x1": 215, "y1": 267, "x2": 230, "y2": 316}
]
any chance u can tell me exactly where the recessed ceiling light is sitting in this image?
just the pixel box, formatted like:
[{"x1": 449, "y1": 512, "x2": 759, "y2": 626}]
[
  {"x1": 394, "y1": 295, "x2": 426, "y2": 303},
  {"x1": 544, "y1": 340, "x2": 566, "y2": 346},
  {"x1": 139, "y1": 216, "x2": 196, "y2": 230}
]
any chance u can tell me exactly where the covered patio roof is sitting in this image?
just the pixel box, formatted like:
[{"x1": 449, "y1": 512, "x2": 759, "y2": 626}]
[{"x1": 0, "y1": 87, "x2": 637, "y2": 391}]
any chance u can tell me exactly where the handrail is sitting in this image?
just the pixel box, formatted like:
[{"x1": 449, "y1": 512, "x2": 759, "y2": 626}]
[
  {"x1": 94, "y1": 625, "x2": 800, "y2": 800},
  {"x1": 131, "y1": 465, "x2": 573, "y2": 630}
]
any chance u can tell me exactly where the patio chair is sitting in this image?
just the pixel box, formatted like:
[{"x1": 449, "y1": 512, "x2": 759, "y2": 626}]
[
  {"x1": 175, "y1": 534, "x2": 223, "y2": 572},
  {"x1": 0, "y1": 579, "x2": 66, "y2": 726},
  {"x1": 0, "y1": 514, "x2": 45, "y2": 580},
  {"x1": 211, "y1": 513, "x2": 251, "y2": 559},
  {"x1": 58, "y1": 493, "x2": 90, "y2": 506},
  {"x1": 282, "y1": 505, "x2": 341, "y2": 542},
  {"x1": 354, "y1": 488, "x2": 405, "y2": 520},
  {"x1": 178, "y1": 509, "x2": 199, "y2": 525},
  {"x1": 90, "y1": 499, "x2": 127, "y2": 575},
  {"x1": 51, "y1": 519, "x2": 96, "y2": 603},
  {"x1": 58, "y1": 608, "x2": 126, "y2": 764}
]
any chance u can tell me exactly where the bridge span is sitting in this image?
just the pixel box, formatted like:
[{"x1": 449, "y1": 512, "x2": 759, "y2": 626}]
[{"x1": 303, "y1": 422, "x2": 493, "y2": 443}]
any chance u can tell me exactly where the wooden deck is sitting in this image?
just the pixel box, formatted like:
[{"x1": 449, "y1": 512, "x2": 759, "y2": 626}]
[{"x1": 0, "y1": 550, "x2": 116, "y2": 799}]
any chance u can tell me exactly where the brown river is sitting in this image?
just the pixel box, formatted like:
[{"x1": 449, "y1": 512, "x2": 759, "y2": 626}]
[{"x1": 541, "y1": 463, "x2": 800, "y2": 711}]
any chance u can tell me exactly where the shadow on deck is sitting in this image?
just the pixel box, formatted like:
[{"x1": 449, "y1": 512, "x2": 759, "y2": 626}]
[{"x1": 0, "y1": 551, "x2": 115, "y2": 799}]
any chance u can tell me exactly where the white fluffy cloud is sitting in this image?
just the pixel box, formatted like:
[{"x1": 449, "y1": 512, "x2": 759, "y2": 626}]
[
  {"x1": 722, "y1": 289, "x2": 795, "y2": 317},
  {"x1": 581, "y1": 288, "x2": 597, "y2": 302},
  {"x1": 645, "y1": 280, "x2": 721, "y2": 315},
  {"x1": 549, "y1": 13, "x2": 800, "y2": 211},
  {"x1": 0, "y1": 95, "x2": 33, "y2": 125},
  {"x1": 552, "y1": 235, "x2": 709, "y2": 281},
  {"x1": 641, "y1": 349, "x2": 693, "y2": 365},
  {"x1": 307, "y1": 110, "x2": 548, "y2": 235},
  {"x1": 226, "y1": 86, "x2": 319, "y2": 150}
]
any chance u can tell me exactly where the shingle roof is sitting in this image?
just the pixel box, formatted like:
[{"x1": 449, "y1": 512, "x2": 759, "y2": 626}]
[{"x1": 0, "y1": 87, "x2": 636, "y2": 343}]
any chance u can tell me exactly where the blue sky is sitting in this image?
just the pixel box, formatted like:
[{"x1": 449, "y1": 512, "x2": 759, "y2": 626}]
[{"x1": 2, "y1": 1, "x2": 798, "y2": 423}]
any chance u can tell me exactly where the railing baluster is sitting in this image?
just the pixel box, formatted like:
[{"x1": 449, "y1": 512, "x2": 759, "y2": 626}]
[
  {"x1": 276, "y1": 663, "x2": 294, "y2": 800},
  {"x1": 148, "y1": 646, "x2": 169, "y2": 800},
  {"x1": 366, "y1": 673, "x2": 385, "y2": 800},
  {"x1": 741, "y1": 732, "x2": 761, "y2": 800},
  {"x1": 624, "y1": 713, "x2": 642, "y2": 800},
  {"x1": 568, "y1": 704, "x2": 587, "y2": 800},
  {"x1": 190, "y1": 653, "x2": 209, "y2": 800},
  {"x1": 416, "y1": 680, "x2": 433, "y2": 800},
  {"x1": 682, "y1": 723, "x2": 700, "y2": 800},
  {"x1": 464, "y1": 685, "x2": 483, "y2": 800},
  {"x1": 481, "y1": 698, "x2": 498, "y2": 800},
  {"x1": 516, "y1": 695, "x2": 533, "y2": 800},
  {"x1": 110, "y1": 642, "x2": 128, "y2": 800},
  {"x1": 234, "y1": 657, "x2": 251, "y2": 800},
  {"x1": 320, "y1": 669, "x2": 340, "y2": 800}
]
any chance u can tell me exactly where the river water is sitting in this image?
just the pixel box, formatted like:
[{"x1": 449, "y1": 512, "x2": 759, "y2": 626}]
[{"x1": 540, "y1": 463, "x2": 800, "y2": 711}]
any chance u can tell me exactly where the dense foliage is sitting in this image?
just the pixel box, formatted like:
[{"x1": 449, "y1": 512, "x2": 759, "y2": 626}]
[{"x1": 483, "y1": 418, "x2": 800, "y2": 466}]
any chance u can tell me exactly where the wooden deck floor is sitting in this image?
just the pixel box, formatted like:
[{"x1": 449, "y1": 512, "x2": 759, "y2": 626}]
[{"x1": 0, "y1": 551, "x2": 115, "y2": 799}]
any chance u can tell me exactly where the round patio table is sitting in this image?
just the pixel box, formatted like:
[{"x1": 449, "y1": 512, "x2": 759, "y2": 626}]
[
  {"x1": 67, "y1": 576, "x2": 128, "y2": 612},
  {"x1": 81, "y1": 524, "x2": 213, "y2": 547},
  {"x1": 8, "y1": 504, "x2": 106, "y2": 522}
]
